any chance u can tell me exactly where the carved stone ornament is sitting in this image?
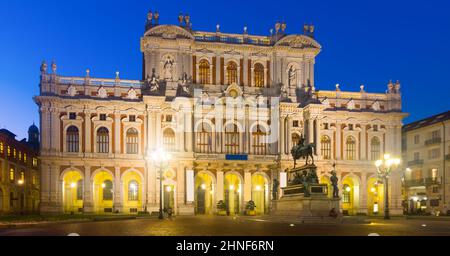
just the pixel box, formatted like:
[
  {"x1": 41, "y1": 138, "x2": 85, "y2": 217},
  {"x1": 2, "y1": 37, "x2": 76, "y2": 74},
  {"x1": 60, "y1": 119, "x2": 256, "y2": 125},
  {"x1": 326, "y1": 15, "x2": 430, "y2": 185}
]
[
  {"x1": 127, "y1": 88, "x2": 138, "y2": 100},
  {"x1": 347, "y1": 99, "x2": 355, "y2": 110},
  {"x1": 98, "y1": 87, "x2": 107, "y2": 98},
  {"x1": 67, "y1": 85, "x2": 77, "y2": 97},
  {"x1": 372, "y1": 101, "x2": 380, "y2": 111}
]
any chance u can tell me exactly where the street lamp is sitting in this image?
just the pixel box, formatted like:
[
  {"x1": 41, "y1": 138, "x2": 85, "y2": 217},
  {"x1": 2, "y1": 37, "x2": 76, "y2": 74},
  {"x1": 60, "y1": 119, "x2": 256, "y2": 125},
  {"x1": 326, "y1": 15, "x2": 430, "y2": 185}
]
[
  {"x1": 151, "y1": 148, "x2": 171, "y2": 220},
  {"x1": 375, "y1": 154, "x2": 401, "y2": 220}
]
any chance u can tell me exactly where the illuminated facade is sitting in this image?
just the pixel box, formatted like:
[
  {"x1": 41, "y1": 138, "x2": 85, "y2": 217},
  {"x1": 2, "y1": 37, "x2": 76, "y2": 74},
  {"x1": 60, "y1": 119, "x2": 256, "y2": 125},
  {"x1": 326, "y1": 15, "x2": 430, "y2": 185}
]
[
  {"x1": 402, "y1": 111, "x2": 450, "y2": 215},
  {"x1": 0, "y1": 127, "x2": 40, "y2": 214},
  {"x1": 35, "y1": 12, "x2": 406, "y2": 216}
]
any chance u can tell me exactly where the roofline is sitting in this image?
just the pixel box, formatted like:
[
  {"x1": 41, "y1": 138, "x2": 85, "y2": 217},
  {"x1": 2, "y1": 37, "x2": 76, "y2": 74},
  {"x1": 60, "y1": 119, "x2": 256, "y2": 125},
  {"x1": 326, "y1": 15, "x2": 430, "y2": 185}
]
[{"x1": 402, "y1": 110, "x2": 450, "y2": 132}]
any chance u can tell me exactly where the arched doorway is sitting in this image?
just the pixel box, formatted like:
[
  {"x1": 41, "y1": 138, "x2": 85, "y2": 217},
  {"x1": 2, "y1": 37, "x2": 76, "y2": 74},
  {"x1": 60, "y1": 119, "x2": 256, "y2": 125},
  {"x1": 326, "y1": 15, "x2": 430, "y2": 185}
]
[
  {"x1": 62, "y1": 171, "x2": 84, "y2": 214},
  {"x1": 93, "y1": 170, "x2": 114, "y2": 214},
  {"x1": 367, "y1": 177, "x2": 384, "y2": 216},
  {"x1": 195, "y1": 172, "x2": 215, "y2": 215},
  {"x1": 342, "y1": 175, "x2": 360, "y2": 215},
  {"x1": 224, "y1": 173, "x2": 242, "y2": 215},
  {"x1": 122, "y1": 171, "x2": 143, "y2": 214},
  {"x1": 251, "y1": 174, "x2": 269, "y2": 215}
]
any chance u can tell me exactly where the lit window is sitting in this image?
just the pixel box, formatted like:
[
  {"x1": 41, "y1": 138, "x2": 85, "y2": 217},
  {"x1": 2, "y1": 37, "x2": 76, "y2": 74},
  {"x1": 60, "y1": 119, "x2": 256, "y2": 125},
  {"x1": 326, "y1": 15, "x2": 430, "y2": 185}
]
[
  {"x1": 126, "y1": 128, "x2": 139, "y2": 154},
  {"x1": 371, "y1": 137, "x2": 381, "y2": 160},
  {"x1": 23, "y1": 153, "x2": 27, "y2": 163},
  {"x1": 226, "y1": 62, "x2": 238, "y2": 85},
  {"x1": 128, "y1": 180, "x2": 139, "y2": 201},
  {"x1": 9, "y1": 168, "x2": 15, "y2": 181},
  {"x1": 346, "y1": 136, "x2": 356, "y2": 160},
  {"x1": 32, "y1": 158, "x2": 38, "y2": 167},
  {"x1": 96, "y1": 127, "x2": 109, "y2": 153},
  {"x1": 20, "y1": 171, "x2": 24, "y2": 182},
  {"x1": 343, "y1": 185, "x2": 351, "y2": 203},
  {"x1": 13, "y1": 149, "x2": 16, "y2": 158},
  {"x1": 321, "y1": 136, "x2": 331, "y2": 160},
  {"x1": 7, "y1": 146, "x2": 11, "y2": 156},
  {"x1": 18, "y1": 151, "x2": 22, "y2": 161},
  {"x1": 199, "y1": 60, "x2": 211, "y2": 85},
  {"x1": 102, "y1": 180, "x2": 113, "y2": 200},
  {"x1": 67, "y1": 126, "x2": 80, "y2": 153},
  {"x1": 163, "y1": 129, "x2": 176, "y2": 152},
  {"x1": 254, "y1": 63, "x2": 265, "y2": 87},
  {"x1": 0, "y1": 142, "x2": 3, "y2": 154}
]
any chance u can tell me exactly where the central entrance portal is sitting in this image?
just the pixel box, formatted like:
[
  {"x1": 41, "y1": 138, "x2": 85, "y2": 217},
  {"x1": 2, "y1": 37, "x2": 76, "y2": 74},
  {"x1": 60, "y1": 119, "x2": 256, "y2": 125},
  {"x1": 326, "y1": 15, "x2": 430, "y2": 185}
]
[{"x1": 224, "y1": 173, "x2": 242, "y2": 215}]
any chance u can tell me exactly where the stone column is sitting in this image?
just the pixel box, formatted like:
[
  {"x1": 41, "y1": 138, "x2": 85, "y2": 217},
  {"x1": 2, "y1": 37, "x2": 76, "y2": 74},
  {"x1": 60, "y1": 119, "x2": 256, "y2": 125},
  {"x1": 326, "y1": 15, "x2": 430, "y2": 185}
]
[
  {"x1": 390, "y1": 171, "x2": 403, "y2": 215},
  {"x1": 40, "y1": 107, "x2": 51, "y2": 153},
  {"x1": 113, "y1": 166, "x2": 123, "y2": 213},
  {"x1": 83, "y1": 165, "x2": 93, "y2": 213},
  {"x1": 147, "y1": 111, "x2": 156, "y2": 152},
  {"x1": 50, "y1": 164, "x2": 61, "y2": 211},
  {"x1": 114, "y1": 112, "x2": 121, "y2": 154},
  {"x1": 217, "y1": 171, "x2": 224, "y2": 201},
  {"x1": 50, "y1": 108, "x2": 60, "y2": 153},
  {"x1": 156, "y1": 111, "x2": 162, "y2": 148},
  {"x1": 244, "y1": 170, "x2": 252, "y2": 204},
  {"x1": 280, "y1": 116, "x2": 286, "y2": 155},
  {"x1": 286, "y1": 116, "x2": 292, "y2": 154},
  {"x1": 178, "y1": 112, "x2": 185, "y2": 152},
  {"x1": 84, "y1": 110, "x2": 92, "y2": 154},
  {"x1": 185, "y1": 110, "x2": 193, "y2": 152},
  {"x1": 316, "y1": 119, "x2": 322, "y2": 159},
  {"x1": 336, "y1": 123, "x2": 342, "y2": 160},
  {"x1": 359, "y1": 173, "x2": 368, "y2": 215},
  {"x1": 39, "y1": 163, "x2": 51, "y2": 213}
]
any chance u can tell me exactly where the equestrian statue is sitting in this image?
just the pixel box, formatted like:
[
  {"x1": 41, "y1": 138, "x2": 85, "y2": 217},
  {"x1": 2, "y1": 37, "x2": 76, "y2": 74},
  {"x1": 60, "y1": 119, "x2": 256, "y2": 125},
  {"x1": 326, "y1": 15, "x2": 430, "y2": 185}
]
[{"x1": 291, "y1": 135, "x2": 316, "y2": 167}]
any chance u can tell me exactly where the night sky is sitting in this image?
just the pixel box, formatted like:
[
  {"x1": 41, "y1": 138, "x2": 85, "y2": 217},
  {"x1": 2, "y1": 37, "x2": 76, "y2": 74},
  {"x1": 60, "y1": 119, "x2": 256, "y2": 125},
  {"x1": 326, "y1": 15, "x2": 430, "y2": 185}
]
[{"x1": 1, "y1": 0, "x2": 449, "y2": 140}]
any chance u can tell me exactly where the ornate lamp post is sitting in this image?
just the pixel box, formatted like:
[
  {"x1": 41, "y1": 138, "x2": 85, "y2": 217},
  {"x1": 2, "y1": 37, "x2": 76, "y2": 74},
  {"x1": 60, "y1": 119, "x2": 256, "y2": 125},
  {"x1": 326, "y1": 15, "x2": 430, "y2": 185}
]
[
  {"x1": 375, "y1": 154, "x2": 401, "y2": 220},
  {"x1": 151, "y1": 148, "x2": 171, "y2": 220}
]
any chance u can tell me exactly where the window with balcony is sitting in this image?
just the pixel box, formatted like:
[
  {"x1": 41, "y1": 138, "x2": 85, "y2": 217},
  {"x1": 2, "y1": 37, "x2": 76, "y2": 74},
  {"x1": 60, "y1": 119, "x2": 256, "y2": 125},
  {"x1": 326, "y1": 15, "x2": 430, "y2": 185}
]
[
  {"x1": 225, "y1": 124, "x2": 240, "y2": 154},
  {"x1": 196, "y1": 123, "x2": 212, "y2": 153},
  {"x1": 199, "y1": 60, "x2": 211, "y2": 85},
  {"x1": 96, "y1": 127, "x2": 109, "y2": 153},
  {"x1": 254, "y1": 63, "x2": 265, "y2": 87},
  {"x1": 428, "y1": 148, "x2": 440, "y2": 159},
  {"x1": 163, "y1": 129, "x2": 176, "y2": 152},
  {"x1": 252, "y1": 125, "x2": 267, "y2": 155},
  {"x1": 345, "y1": 136, "x2": 356, "y2": 160},
  {"x1": 226, "y1": 62, "x2": 238, "y2": 85}
]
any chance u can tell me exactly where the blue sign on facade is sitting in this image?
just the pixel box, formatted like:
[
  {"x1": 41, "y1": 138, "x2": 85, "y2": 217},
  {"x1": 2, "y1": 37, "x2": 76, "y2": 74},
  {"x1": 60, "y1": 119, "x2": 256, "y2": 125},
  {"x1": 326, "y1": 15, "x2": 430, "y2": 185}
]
[{"x1": 225, "y1": 154, "x2": 249, "y2": 161}]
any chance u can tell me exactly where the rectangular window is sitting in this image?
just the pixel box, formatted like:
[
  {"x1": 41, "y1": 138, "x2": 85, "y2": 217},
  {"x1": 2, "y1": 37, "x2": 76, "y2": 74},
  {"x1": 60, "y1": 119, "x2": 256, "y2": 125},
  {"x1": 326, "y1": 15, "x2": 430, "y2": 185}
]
[
  {"x1": 9, "y1": 168, "x2": 15, "y2": 181},
  {"x1": 24, "y1": 153, "x2": 27, "y2": 163},
  {"x1": 166, "y1": 115, "x2": 173, "y2": 123},
  {"x1": 7, "y1": 146, "x2": 10, "y2": 156},
  {"x1": 18, "y1": 151, "x2": 22, "y2": 161},
  {"x1": 13, "y1": 149, "x2": 16, "y2": 159},
  {"x1": 33, "y1": 158, "x2": 38, "y2": 167},
  {"x1": 432, "y1": 186, "x2": 439, "y2": 194},
  {"x1": 431, "y1": 130, "x2": 440, "y2": 140},
  {"x1": 293, "y1": 121, "x2": 299, "y2": 128},
  {"x1": 414, "y1": 135, "x2": 420, "y2": 144},
  {"x1": 373, "y1": 125, "x2": 378, "y2": 132},
  {"x1": 428, "y1": 148, "x2": 440, "y2": 159},
  {"x1": 348, "y1": 124, "x2": 354, "y2": 131},
  {"x1": 69, "y1": 112, "x2": 77, "y2": 120},
  {"x1": 129, "y1": 115, "x2": 136, "y2": 122},
  {"x1": 430, "y1": 199, "x2": 440, "y2": 207},
  {"x1": 0, "y1": 142, "x2": 3, "y2": 154},
  {"x1": 414, "y1": 152, "x2": 420, "y2": 161},
  {"x1": 100, "y1": 114, "x2": 107, "y2": 121}
]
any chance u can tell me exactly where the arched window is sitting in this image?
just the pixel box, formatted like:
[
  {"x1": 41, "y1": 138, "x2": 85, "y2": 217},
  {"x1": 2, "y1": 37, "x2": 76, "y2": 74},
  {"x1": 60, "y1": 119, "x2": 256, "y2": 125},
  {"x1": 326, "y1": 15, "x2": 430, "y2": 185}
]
[
  {"x1": 321, "y1": 136, "x2": 331, "y2": 159},
  {"x1": 126, "y1": 128, "x2": 139, "y2": 154},
  {"x1": 97, "y1": 127, "x2": 109, "y2": 153},
  {"x1": 196, "y1": 123, "x2": 212, "y2": 153},
  {"x1": 225, "y1": 124, "x2": 240, "y2": 154},
  {"x1": 226, "y1": 62, "x2": 238, "y2": 85},
  {"x1": 163, "y1": 129, "x2": 176, "y2": 152},
  {"x1": 252, "y1": 125, "x2": 267, "y2": 155},
  {"x1": 199, "y1": 60, "x2": 211, "y2": 85},
  {"x1": 292, "y1": 133, "x2": 300, "y2": 146},
  {"x1": 66, "y1": 126, "x2": 79, "y2": 153},
  {"x1": 102, "y1": 180, "x2": 113, "y2": 200},
  {"x1": 371, "y1": 137, "x2": 381, "y2": 160},
  {"x1": 346, "y1": 136, "x2": 356, "y2": 160},
  {"x1": 76, "y1": 179, "x2": 84, "y2": 200},
  {"x1": 128, "y1": 180, "x2": 139, "y2": 201},
  {"x1": 254, "y1": 63, "x2": 265, "y2": 87}
]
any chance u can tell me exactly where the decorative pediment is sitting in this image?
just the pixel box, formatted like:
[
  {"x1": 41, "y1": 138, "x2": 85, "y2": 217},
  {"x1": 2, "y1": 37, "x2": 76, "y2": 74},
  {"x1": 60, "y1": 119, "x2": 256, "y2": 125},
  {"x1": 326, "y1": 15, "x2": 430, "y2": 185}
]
[
  {"x1": 275, "y1": 35, "x2": 322, "y2": 49},
  {"x1": 196, "y1": 48, "x2": 215, "y2": 54},
  {"x1": 144, "y1": 25, "x2": 194, "y2": 40},
  {"x1": 224, "y1": 83, "x2": 243, "y2": 98},
  {"x1": 223, "y1": 49, "x2": 241, "y2": 56},
  {"x1": 251, "y1": 51, "x2": 268, "y2": 58},
  {"x1": 67, "y1": 85, "x2": 77, "y2": 97}
]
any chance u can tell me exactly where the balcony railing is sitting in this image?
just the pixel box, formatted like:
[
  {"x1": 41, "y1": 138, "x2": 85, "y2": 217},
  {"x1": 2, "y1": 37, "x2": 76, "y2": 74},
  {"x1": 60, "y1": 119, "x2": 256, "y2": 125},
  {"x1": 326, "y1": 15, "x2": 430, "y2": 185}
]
[
  {"x1": 404, "y1": 177, "x2": 441, "y2": 187},
  {"x1": 408, "y1": 159, "x2": 424, "y2": 166},
  {"x1": 425, "y1": 137, "x2": 442, "y2": 146}
]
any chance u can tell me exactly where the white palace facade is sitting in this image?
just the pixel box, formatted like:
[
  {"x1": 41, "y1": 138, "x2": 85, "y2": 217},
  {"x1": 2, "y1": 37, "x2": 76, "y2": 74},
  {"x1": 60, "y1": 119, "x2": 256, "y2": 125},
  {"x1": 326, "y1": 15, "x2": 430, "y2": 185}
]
[{"x1": 35, "y1": 12, "x2": 407, "y2": 216}]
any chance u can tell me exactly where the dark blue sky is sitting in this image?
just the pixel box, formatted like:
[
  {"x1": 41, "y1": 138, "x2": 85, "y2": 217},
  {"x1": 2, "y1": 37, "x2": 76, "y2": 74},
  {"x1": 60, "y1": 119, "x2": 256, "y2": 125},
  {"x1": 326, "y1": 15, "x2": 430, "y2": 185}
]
[{"x1": 1, "y1": 0, "x2": 449, "y2": 139}]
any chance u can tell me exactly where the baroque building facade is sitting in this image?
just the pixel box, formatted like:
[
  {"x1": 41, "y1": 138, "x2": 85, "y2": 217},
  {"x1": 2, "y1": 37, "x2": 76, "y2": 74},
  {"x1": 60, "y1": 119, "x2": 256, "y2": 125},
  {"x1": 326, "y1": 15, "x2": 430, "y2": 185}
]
[
  {"x1": 402, "y1": 111, "x2": 450, "y2": 215},
  {"x1": 35, "y1": 12, "x2": 406, "y2": 216},
  {"x1": 0, "y1": 126, "x2": 40, "y2": 214}
]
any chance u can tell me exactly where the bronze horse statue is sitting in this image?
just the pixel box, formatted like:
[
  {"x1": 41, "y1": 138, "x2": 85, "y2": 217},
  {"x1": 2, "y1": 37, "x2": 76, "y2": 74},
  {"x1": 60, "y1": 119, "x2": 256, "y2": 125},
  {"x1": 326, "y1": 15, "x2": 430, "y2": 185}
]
[{"x1": 291, "y1": 135, "x2": 315, "y2": 167}]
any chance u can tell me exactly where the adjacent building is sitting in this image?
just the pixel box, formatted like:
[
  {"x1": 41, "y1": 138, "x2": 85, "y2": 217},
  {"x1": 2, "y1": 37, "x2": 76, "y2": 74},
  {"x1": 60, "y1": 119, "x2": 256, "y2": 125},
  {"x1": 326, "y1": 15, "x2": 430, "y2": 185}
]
[
  {"x1": 0, "y1": 126, "x2": 40, "y2": 214},
  {"x1": 402, "y1": 111, "x2": 450, "y2": 215},
  {"x1": 35, "y1": 12, "x2": 406, "y2": 216}
]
